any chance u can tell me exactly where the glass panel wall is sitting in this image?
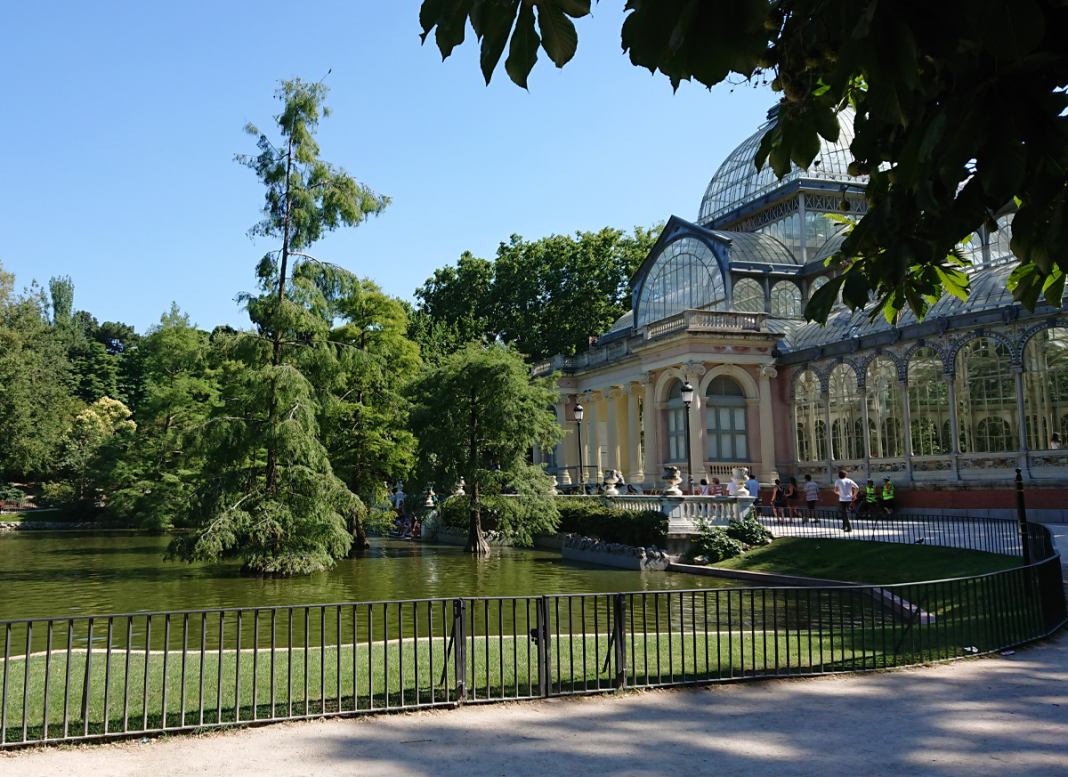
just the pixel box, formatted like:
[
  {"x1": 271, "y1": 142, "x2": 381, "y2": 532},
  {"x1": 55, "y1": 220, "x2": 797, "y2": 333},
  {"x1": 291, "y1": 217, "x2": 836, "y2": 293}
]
[
  {"x1": 866, "y1": 357, "x2": 904, "y2": 458},
  {"x1": 757, "y1": 213, "x2": 802, "y2": 258},
  {"x1": 733, "y1": 277, "x2": 765, "y2": 313},
  {"x1": 955, "y1": 338, "x2": 1019, "y2": 453},
  {"x1": 804, "y1": 211, "x2": 840, "y2": 258},
  {"x1": 828, "y1": 364, "x2": 863, "y2": 460},
  {"x1": 770, "y1": 281, "x2": 802, "y2": 317},
  {"x1": 636, "y1": 237, "x2": 727, "y2": 327},
  {"x1": 794, "y1": 370, "x2": 827, "y2": 462},
  {"x1": 907, "y1": 348, "x2": 951, "y2": 455},
  {"x1": 1023, "y1": 327, "x2": 1068, "y2": 449}
]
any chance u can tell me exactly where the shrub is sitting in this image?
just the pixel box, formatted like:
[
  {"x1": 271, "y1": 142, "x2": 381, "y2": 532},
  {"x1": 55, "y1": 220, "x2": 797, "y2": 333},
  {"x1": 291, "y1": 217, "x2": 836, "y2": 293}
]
[
  {"x1": 695, "y1": 523, "x2": 745, "y2": 562},
  {"x1": 555, "y1": 498, "x2": 666, "y2": 547},
  {"x1": 0, "y1": 483, "x2": 24, "y2": 503},
  {"x1": 38, "y1": 482, "x2": 75, "y2": 508},
  {"x1": 726, "y1": 517, "x2": 773, "y2": 547}
]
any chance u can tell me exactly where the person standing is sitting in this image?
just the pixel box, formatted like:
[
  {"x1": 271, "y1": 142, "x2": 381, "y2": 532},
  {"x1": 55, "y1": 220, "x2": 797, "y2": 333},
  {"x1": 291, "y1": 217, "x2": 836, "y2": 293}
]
[
  {"x1": 834, "y1": 469, "x2": 858, "y2": 532},
  {"x1": 858, "y1": 479, "x2": 878, "y2": 520},
  {"x1": 710, "y1": 477, "x2": 724, "y2": 496},
  {"x1": 745, "y1": 471, "x2": 760, "y2": 515},
  {"x1": 771, "y1": 478, "x2": 786, "y2": 523},
  {"x1": 698, "y1": 478, "x2": 711, "y2": 496},
  {"x1": 786, "y1": 476, "x2": 800, "y2": 522},
  {"x1": 881, "y1": 475, "x2": 895, "y2": 516},
  {"x1": 803, "y1": 474, "x2": 819, "y2": 522}
]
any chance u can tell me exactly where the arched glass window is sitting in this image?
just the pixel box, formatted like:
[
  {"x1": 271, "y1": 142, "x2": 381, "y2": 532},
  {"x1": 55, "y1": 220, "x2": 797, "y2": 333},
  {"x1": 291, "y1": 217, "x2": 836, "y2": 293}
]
[
  {"x1": 636, "y1": 237, "x2": 727, "y2": 327},
  {"x1": 987, "y1": 213, "x2": 1015, "y2": 265},
  {"x1": 706, "y1": 376, "x2": 747, "y2": 461},
  {"x1": 770, "y1": 281, "x2": 802, "y2": 317},
  {"x1": 794, "y1": 370, "x2": 827, "y2": 462},
  {"x1": 829, "y1": 364, "x2": 862, "y2": 460},
  {"x1": 866, "y1": 357, "x2": 904, "y2": 458},
  {"x1": 956, "y1": 338, "x2": 1019, "y2": 453},
  {"x1": 1023, "y1": 327, "x2": 1068, "y2": 449},
  {"x1": 810, "y1": 276, "x2": 829, "y2": 296},
  {"x1": 908, "y1": 348, "x2": 951, "y2": 455},
  {"x1": 733, "y1": 278, "x2": 764, "y2": 313},
  {"x1": 665, "y1": 380, "x2": 688, "y2": 463}
]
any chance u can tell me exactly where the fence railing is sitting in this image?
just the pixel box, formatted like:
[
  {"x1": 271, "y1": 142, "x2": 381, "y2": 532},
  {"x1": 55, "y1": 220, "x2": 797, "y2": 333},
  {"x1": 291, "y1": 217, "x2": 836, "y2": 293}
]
[
  {"x1": 747, "y1": 507, "x2": 1028, "y2": 557},
  {"x1": 0, "y1": 527, "x2": 1063, "y2": 748}
]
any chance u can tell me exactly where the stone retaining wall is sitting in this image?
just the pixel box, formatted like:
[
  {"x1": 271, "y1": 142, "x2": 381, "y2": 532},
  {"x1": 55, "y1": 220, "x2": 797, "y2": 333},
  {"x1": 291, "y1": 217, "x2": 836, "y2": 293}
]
[{"x1": 561, "y1": 533, "x2": 672, "y2": 571}]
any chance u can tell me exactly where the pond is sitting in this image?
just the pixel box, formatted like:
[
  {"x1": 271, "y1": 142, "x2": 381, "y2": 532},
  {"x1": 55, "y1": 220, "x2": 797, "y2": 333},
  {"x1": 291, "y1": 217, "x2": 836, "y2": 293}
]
[{"x1": 0, "y1": 532, "x2": 739, "y2": 622}]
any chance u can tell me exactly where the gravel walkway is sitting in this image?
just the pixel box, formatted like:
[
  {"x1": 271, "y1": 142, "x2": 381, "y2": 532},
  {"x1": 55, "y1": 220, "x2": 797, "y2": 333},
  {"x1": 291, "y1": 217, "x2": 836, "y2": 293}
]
[{"x1": 2, "y1": 627, "x2": 1065, "y2": 777}]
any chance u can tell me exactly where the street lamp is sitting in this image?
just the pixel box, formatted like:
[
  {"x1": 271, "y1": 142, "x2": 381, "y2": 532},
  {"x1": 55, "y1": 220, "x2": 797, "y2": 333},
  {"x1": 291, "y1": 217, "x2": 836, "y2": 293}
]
[
  {"x1": 574, "y1": 403, "x2": 585, "y2": 492},
  {"x1": 681, "y1": 382, "x2": 695, "y2": 495}
]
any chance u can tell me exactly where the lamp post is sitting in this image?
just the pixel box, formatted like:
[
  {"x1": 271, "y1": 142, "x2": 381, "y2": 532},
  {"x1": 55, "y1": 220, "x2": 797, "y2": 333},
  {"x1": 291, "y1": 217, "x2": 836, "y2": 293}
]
[
  {"x1": 574, "y1": 403, "x2": 585, "y2": 492},
  {"x1": 681, "y1": 382, "x2": 695, "y2": 495}
]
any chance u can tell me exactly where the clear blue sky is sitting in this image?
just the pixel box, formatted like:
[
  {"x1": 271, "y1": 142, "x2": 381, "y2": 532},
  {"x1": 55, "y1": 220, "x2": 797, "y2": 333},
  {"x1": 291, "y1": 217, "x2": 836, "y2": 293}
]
[{"x1": 1, "y1": 2, "x2": 772, "y2": 333}]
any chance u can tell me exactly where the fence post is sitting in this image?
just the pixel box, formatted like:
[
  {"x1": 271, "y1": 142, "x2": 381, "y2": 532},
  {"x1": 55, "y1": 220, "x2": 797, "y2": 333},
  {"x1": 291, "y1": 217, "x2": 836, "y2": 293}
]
[
  {"x1": 452, "y1": 599, "x2": 467, "y2": 702},
  {"x1": 1016, "y1": 469, "x2": 1032, "y2": 567},
  {"x1": 613, "y1": 594, "x2": 627, "y2": 689},
  {"x1": 536, "y1": 597, "x2": 551, "y2": 698}
]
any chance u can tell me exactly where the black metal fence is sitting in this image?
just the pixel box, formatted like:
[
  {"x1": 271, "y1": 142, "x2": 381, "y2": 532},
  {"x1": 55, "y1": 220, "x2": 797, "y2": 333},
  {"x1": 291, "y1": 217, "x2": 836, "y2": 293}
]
[
  {"x1": 748, "y1": 507, "x2": 1026, "y2": 555},
  {"x1": 1, "y1": 524, "x2": 1064, "y2": 748}
]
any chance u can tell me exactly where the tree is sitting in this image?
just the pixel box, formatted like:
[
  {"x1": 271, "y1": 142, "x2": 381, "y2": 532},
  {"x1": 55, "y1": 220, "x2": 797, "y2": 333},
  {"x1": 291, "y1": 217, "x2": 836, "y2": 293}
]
[
  {"x1": 407, "y1": 341, "x2": 562, "y2": 554},
  {"x1": 48, "y1": 276, "x2": 73, "y2": 326},
  {"x1": 168, "y1": 77, "x2": 390, "y2": 575},
  {"x1": 0, "y1": 264, "x2": 79, "y2": 479},
  {"x1": 318, "y1": 276, "x2": 421, "y2": 550},
  {"x1": 413, "y1": 251, "x2": 496, "y2": 348},
  {"x1": 54, "y1": 397, "x2": 136, "y2": 508},
  {"x1": 98, "y1": 304, "x2": 218, "y2": 529},
  {"x1": 413, "y1": 226, "x2": 660, "y2": 362},
  {"x1": 490, "y1": 226, "x2": 660, "y2": 359},
  {"x1": 418, "y1": 1, "x2": 1068, "y2": 324}
]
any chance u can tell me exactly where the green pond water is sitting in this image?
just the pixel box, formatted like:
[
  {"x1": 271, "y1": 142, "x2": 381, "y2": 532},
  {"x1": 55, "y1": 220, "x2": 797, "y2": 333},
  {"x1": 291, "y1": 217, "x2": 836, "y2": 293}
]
[{"x1": 0, "y1": 532, "x2": 739, "y2": 623}]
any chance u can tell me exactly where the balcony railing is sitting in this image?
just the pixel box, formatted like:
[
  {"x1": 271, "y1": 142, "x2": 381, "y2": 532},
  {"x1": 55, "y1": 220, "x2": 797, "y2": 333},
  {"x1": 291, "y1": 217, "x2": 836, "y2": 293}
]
[{"x1": 531, "y1": 310, "x2": 771, "y2": 376}]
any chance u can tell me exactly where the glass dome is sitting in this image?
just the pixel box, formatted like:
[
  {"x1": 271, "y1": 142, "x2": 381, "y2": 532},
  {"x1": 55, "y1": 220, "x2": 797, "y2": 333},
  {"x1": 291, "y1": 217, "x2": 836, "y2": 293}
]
[{"x1": 699, "y1": 106, "x2": 866, "y2": 225}]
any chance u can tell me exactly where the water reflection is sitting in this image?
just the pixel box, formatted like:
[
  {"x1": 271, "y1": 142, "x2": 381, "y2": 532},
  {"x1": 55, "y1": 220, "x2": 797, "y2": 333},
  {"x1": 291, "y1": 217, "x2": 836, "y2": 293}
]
[{"x1": 0, "y1": 532, "x2": 738, "y2": 622}]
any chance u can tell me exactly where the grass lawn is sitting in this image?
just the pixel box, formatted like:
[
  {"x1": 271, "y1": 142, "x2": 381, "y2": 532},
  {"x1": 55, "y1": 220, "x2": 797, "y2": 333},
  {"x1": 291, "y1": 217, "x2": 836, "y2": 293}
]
[
  {"x1": 0, "y1": 627, "x2": 1000, "y2": 743},
  {"x1": 0, "y1": 513, "x2": 28, "y2": 522},
  {"x1": 710, "y1": 537, "x2": 1022, "y2": 584}
]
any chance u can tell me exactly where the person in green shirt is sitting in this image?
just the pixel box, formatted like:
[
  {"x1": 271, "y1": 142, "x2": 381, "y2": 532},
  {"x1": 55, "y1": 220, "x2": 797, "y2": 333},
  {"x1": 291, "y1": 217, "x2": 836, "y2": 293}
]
[
  {"x1": 858, "y1": 479, "x2": 878, "y2": 520},
  {"x1": 881, "y1": 476, "x2": 895, "y2": 516}
]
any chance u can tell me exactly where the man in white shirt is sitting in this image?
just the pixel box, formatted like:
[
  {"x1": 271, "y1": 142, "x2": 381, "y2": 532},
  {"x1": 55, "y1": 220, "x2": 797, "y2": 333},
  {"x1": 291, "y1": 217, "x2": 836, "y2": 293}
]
[{"x1": 833, "y1": 470, "x2": 858, "y2": 532}]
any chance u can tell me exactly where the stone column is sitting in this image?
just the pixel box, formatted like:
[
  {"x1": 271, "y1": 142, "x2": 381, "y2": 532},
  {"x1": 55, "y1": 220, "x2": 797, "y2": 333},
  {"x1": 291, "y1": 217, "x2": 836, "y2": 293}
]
[
  {"x1": 613, "y1": 387, "x2": 630, "y2": 477},
  {"x1": 687, "y1": 390, "x2": 705, "y2": 491},
  {"x1": 606, "y1": 388, "x2": 623, "y2": 476},
  {"x1": 556, "y1": 398, "x2": 573, "y2": 485},
  {"x1": 585, "y1": 388, "x2": 602, "y2": 480},
  {"x1": 627, "y1": 382, "x2": 645, "y2": 483},
  {"x1": 641, "y1": 374, "x2": 660, "y2": 485},
  {"x1": 584, "y1": 390, "x2": 602, "y2": 482},
  {"x1": 759, "y1": 364, "x2": 780, "y2": 483}
]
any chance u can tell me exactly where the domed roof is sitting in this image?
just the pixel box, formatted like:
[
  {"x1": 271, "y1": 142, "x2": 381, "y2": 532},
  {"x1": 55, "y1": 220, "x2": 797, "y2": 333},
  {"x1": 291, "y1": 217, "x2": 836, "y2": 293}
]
[{"x1": 698, "y1": 107, "x2": 866, "y2": 225}]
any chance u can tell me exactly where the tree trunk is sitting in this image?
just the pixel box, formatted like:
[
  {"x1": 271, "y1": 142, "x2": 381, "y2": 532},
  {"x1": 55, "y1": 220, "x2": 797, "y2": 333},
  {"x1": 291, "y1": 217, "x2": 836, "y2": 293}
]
[
  {"x1": 348, "y1": 511, "x2": 370, "y2": 553},
  {"x1": 465, "y1": 481, "x2": 490, "y2": 554}
]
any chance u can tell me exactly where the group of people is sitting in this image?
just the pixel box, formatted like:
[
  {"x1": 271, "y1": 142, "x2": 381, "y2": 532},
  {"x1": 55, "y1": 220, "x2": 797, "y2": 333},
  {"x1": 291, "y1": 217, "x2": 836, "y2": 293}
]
[
  {"x1": 387, "y1": 487, "x2": 422, "y2": 540},
  {"x1": 830, "y1": 471, "x2": 896, "y2": 532},
  {"x1": 761, "y1": 472, "x2": 895, "y2": 530}
]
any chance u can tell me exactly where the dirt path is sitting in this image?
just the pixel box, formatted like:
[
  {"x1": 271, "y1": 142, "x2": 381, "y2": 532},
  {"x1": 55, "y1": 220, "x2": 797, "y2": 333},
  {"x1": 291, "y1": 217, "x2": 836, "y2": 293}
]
[{"x1": 2, "y1": 629, "x2": 1065, "y2": 777}]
